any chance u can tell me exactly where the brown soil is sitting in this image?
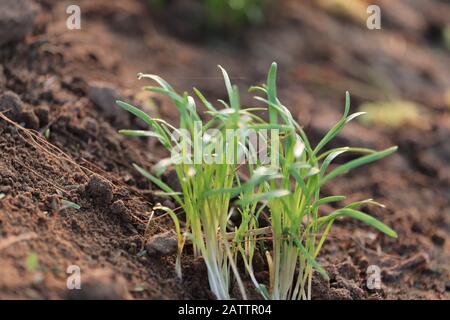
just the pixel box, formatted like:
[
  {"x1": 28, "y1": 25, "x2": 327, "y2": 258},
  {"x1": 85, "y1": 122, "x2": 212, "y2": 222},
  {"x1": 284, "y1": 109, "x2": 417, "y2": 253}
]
[{"x1": 0, "y1": 0, "x2": 449, "y2": 300}]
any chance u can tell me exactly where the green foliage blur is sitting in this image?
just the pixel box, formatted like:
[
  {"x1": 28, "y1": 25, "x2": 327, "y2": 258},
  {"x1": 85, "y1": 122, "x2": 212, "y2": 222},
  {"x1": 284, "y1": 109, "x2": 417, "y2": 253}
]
[{"x1": 149, "y1": 0, "x2": 267, "y2": 32}]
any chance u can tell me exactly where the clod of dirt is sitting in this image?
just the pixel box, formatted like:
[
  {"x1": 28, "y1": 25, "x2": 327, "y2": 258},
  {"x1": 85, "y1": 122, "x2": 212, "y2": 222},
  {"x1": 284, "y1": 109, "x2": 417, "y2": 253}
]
[
  {"x1": 88, "y1": 81, "x2": 128, "y2": 127},
  {"x1": 0, "y1": 91, "x2": 25, "y2": 117},
  {"x1": 145, "y1": 230, "x2": 178, "y2": 256},
  {"x1": 65, "y1": 269, "x2": 132, "y2": 300},
  {"x1": 0, "y1": 0, "x2": 38, "y2": 46},
  {"x1": 311, "y1": 263, "x2": 366, "y2": 300},
  {"x1": 82, "y1": 117, "x2": 99, "y2": 136},
  {"x1": 34, "y1": 106, "x2": 49, "y2": 127},
  {"x1": 75, "y1": 116, "x2": 99, "y2": 142},
  {"x1": 110, "y1": 199, "x2": 131, "y2": 222},
  {"x1": 337, "y1": 260, "x2": 359, "y2": 280},
  {"x1": 328, "y1": 288, "x2": 354, "y2": 300},
  {"x1": 85, "y1": 175, "x2": 114, "y2": 206},
  {"x1": 331, "y1": 276, "x2": 366, "y2": 299},
  {"x1": 19, "y1": 109, "x2": 39, "y2": 130},
  {"x1": 0, "y1": 163, "x2": 14, "y2": 185},
  {"x1": 0, "y1": 91, "x2": 40, "y2": 129},
  {"x1": 311, "y1": 274, "x2": 332, "y2": 299}
]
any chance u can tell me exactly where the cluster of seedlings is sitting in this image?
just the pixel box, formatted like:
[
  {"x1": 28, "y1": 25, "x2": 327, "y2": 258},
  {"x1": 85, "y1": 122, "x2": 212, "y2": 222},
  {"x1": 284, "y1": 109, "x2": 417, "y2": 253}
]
[{"x1": 118, "y1": 63, "x2": 397, "y2": 300}]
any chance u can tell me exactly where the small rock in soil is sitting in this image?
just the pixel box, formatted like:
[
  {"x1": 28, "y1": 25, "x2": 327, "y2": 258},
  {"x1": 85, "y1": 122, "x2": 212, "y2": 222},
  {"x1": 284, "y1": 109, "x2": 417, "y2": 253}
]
[
  {"x1": 110, "y1": 199, "x2": 127, "y2": 215},
  {"x1": 65, "y1": 269, "x2": 132, "y2": 300},
  {"x1": 85, "y1": 175, "x2": 113, "y2": 206},
  {"x1": 75, "y1": 116, "x2": 99, "y2": 141},
  {"x1": 88, "y1": 81, "x2": 128, "y2": 126},
  {"x1": 0, "y1": 0, "x2": 38, "y2": 46},
  {"x1": 0, "y1": 91, "x2": 40, "y2": 129},
  {"x1": 0, "y1": 91, "x2": 25, "y2": 116},
  {"x1": 332, "y1": 276, "x2": 366, "y2": 299},
  {"x1": 82, "y1": 117, "x2": 99, "y2": 136},
  {"x1": 145, "y1": 230, "x2": 178, "y2": 256},
  {"x1": 337, "y1": 260, "x2": 359, "y2": 280},
  {"x1": 110, "y1": 199, "x2": 131, "y2": 222}
]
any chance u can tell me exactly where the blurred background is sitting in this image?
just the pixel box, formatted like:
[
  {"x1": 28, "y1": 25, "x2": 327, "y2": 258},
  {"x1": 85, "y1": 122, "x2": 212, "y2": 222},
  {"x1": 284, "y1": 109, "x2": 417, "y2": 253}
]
[{"x1": 45, "y1": 0, "x2": 450, "y2": 163}]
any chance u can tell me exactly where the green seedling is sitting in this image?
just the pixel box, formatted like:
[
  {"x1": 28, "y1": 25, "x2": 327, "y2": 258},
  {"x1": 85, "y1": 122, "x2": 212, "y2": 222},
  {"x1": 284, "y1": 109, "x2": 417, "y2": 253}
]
[
  {"x1": 240, "y1": 62, "x2": 397, "y2": 300},
  {"x1": 61, "y1": 199, "x2": 81, "y2": 210},
  {"x1": 44, "y1": 128, "x2": 51, "y2": 140},
  {"x1": 118, "y1": 63, "x2": 397, "y2": 300},
  {"x1": 118, "y1": 68, "x2": 275, "y2": 299},
  {"x1": 26, "y1": 252, "x2": 39, "y2": 272}
]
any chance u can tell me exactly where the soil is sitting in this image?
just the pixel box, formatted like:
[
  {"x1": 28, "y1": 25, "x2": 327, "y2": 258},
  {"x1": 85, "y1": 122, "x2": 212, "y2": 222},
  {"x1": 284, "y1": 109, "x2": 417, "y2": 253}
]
[{"x1": 0, "y1": 0, "x2": 449, "y2": 300}]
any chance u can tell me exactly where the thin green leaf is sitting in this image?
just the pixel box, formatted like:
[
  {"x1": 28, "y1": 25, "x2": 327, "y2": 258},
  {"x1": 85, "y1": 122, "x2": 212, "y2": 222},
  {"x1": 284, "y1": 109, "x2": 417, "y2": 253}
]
[
  {"x1": 119, "y1": 130, "x2": 163, "y2": 139},
  {"x1": 218, "y1": 65, "x2": 239, "y2": 111},
  {"x1": 236, "y1": 190, "x2": 290, "y2": 206},
  {"x1": 267, "y1": 62, "x2": 278, "y2": 124},
  {"x1": 292, "y1": 237, "x2": 329, "y2": 280},
  {"x1": 61, "y1": 200, "x2": 80, "y2": 210},
  {"x1": 314, "y1": 196, "x2": 346, "y2": 208},
  {"x1": 318, "y1": 208, "x2": 397, "y2": 238},
  {"x1": 313, "y1": 91, "x2": 350, "y2": 154},
  {"x1": 117, "y1": 100, "x2": 153, "y2": 126},
  {"x1": 153, "y1": 205, "x2": 184, "y2": 279},
  {"x1": 321, "y1": 146, "x2": 397, "y2": 186}
]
